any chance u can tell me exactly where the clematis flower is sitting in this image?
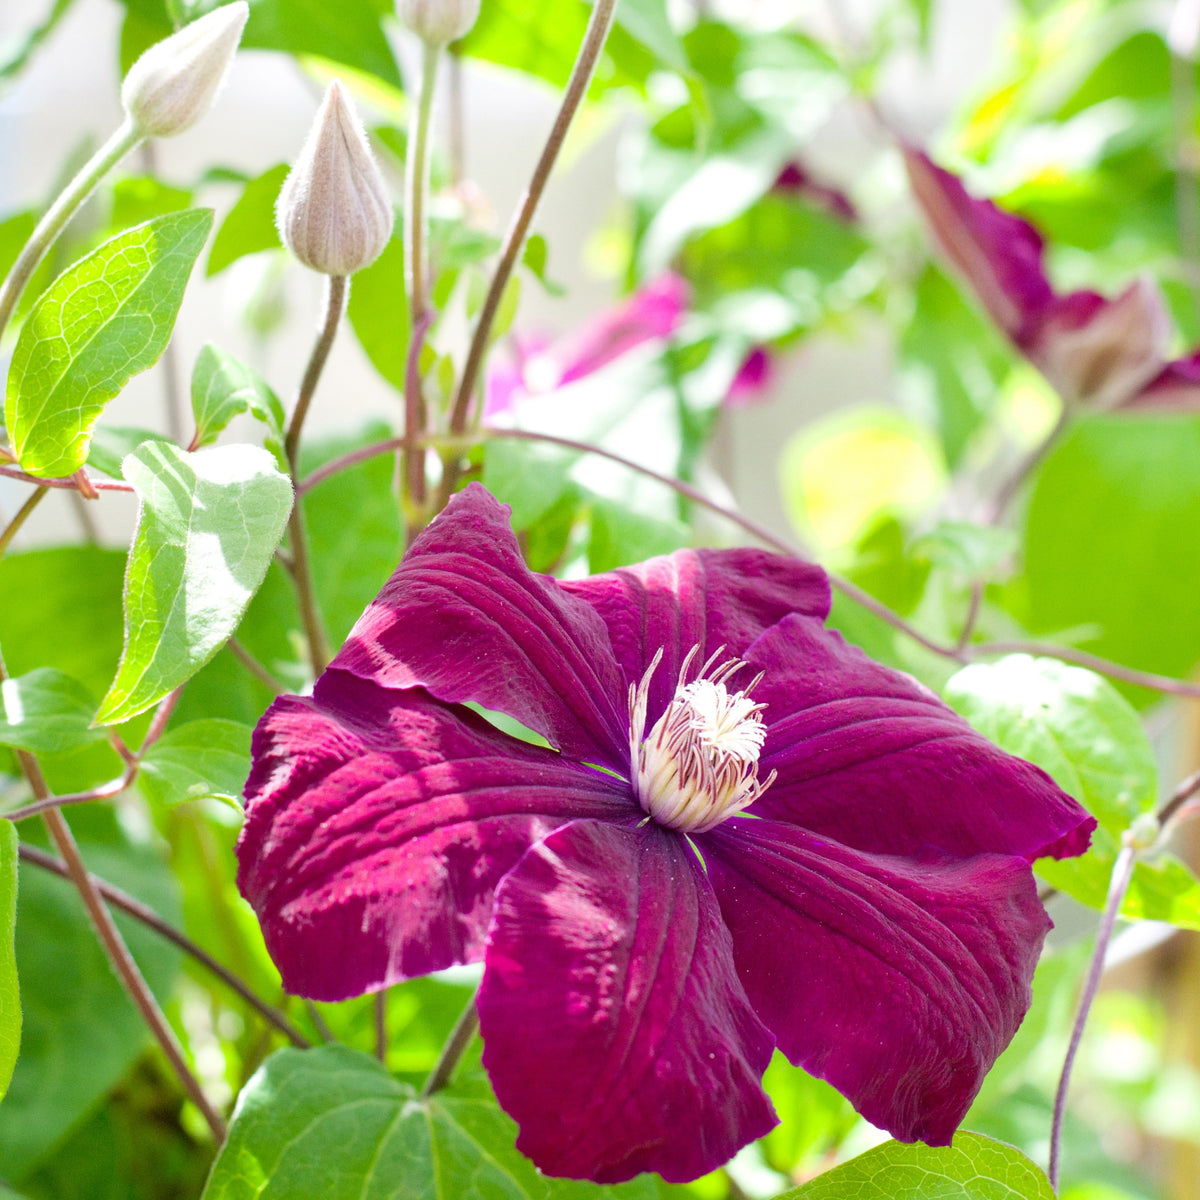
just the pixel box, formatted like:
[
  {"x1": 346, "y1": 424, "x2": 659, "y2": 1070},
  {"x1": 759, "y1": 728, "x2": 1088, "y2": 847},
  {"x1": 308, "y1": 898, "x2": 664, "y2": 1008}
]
[
  {"x1": 236, "y1": 484, "x2": 1093, "y2": 1184},
  {"x1": 903, "y1": 146, "x2": 1200, "y2": 410}
]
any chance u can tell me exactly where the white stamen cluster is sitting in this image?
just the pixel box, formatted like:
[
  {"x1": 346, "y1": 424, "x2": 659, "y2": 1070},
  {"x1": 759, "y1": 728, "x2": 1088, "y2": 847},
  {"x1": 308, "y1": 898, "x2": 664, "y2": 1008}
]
[{"x1": 629, "y1": 645, "x2": 776, "y2": 834}]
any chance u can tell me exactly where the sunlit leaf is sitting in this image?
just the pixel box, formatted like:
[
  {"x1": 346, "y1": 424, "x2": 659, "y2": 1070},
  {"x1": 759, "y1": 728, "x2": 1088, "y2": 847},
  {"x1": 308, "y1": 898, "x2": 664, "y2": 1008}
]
[
  {"x1": 189, "y1": 343, "x2": 285, "y2": 453},
  {"x1": 0, "y1": 822, "x2": 19, "y2": 1107},
  {"x1": 0, "y1": 670, "x2": 104, "y2": 756},
  {"x1": 95, "y1": 442, "x2": 293, "y2": 726},
  {"x1": 137, "y1": 718, "x2": 252, "y2": 809},
  {"x1": 4, "y1": 209, "x2": 212, "y2": 479}
]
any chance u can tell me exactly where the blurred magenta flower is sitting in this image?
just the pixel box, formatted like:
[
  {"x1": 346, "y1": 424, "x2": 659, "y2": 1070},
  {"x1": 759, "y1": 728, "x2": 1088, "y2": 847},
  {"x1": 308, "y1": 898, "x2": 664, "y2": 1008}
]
[
  {"x1": 903, "y1": 146, "x2": 1197, "y2": 410},
  {"x1": 485, "y1": 274, "x2": 689, "y2": 417},
  {"x1": 236, "y1": 484, "x2": 1093, "y2": 1184},
  {"x1": 773, "y1": 160, "x2": 859, "y2": 223}
]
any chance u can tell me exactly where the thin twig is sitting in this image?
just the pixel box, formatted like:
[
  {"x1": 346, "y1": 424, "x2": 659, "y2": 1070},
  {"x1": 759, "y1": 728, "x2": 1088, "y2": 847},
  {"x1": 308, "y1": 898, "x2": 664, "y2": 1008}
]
[
  {"x1": 421, "y1": 993, "x2": 479, "y2": 1098},
  {"x1": 282, "y1": 273, "x2": 347, "y2": 678},
  {"x1": 984, "y1": 408, "x2": 1069, "y2": 526},
  {"x1": 0, "y1": 486, "x2": 48, "y2": 559},
  {"x1": 228, "y1": 637, "x2": 286, "y2": 695},
  {"x1": 37, "y1": 800, "x2": 228, "y2": 1141},
  {"x1": 1158, "y1": 766, "x2": 1200, "y2": 828},
  {"x1": 0, "y1": 465, "x2": 132, "y2": 493},
  {"x1": 956, "y1": 580, "x2": 984, "y2": 653},
  {"x1": 298, "y1": 428, "x2": 1200, "y2": 703},
  {"x1": 444, "y1": 0, "x2": 620, "y2": 441},
  {"x1": 375, "y1": 990, "x2": 388, "y2": 1063},
  {"x1": 1048, "y1": 842, "x2": 1138, "y2": 1190},
  {"x1": 17, "y1": 843, "x2": 309, "y2": 1049}
]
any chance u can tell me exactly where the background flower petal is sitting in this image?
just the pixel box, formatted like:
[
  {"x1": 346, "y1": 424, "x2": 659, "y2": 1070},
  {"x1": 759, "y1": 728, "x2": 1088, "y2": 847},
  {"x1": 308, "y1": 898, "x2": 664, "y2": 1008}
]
[
  {"x1": 702, "y1": 818, "x2": 1049, "y2": 1145},
  {"x1": 331, "y1": 483, "x2": 631, "y2": 771},
  {"x1": 563, "y1": 548, "x2": 830, "y2": 725},
  {"x1": 747, "y1": 615, "x2": 1094, "y2": 862},
  {"x1": 478, "y1": 819, "x2": 777, "y2": 1184},
  {"x1": 236, "y1": 671, "x2": 631, "y2": 1001}
]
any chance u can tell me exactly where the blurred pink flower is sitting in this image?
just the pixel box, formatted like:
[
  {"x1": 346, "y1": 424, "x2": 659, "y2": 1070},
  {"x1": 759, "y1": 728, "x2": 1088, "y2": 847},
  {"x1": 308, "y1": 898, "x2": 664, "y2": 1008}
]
[
  {"x1": 903, "y1": 146, "x2": 1193, "y2": 410},
  {"x1": 773, "y1": 161, "x2": 858, "y2": 223}
]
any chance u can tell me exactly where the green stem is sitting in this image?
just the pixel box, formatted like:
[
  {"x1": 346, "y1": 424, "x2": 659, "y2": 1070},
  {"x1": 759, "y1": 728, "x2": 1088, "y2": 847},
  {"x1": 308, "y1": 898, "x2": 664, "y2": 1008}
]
[
  {"x1": 421, "y1": 994, "x2": 479, "y2": 1099},
  {"x1": 0, "y1": 486, "x2": 48, "y2": 559},
  {"x1": 0, "y1": 119, "x2": 141, "y2": 342}
]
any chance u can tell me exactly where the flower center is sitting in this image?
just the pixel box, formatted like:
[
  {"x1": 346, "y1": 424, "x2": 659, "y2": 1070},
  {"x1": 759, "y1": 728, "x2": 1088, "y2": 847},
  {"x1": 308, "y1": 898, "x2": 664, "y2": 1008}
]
[{"x1": 628, "y1": 645, "x2": 776, "y2": 834}]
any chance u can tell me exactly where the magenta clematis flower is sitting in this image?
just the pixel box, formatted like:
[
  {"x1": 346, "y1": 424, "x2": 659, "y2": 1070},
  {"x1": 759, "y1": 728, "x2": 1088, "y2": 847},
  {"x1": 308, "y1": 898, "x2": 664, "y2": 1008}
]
[
  {"x1": 903, "y1": 146, "x2": 1199, "y2": 410},
  {"x1": 236, "y1": 484, "x2": 1093, "y2": 1184}
]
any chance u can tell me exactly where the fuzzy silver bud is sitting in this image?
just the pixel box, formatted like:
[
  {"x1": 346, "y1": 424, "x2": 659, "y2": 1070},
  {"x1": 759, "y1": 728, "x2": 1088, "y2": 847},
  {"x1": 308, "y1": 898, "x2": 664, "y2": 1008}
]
[
  {"x1": 275, "y1": 81, "x2": 394, "y2": 277},
  {"x1": 396, "y1": 0, "x2": 481, "y2": 45},
  {"x1": 121, "y1": 2, "x2": 248, "y2": 138}
]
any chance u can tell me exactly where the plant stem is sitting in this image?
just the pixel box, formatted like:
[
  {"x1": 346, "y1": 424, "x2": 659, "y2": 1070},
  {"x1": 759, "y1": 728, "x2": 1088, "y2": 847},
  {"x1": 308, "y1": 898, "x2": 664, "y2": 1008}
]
[
  {"x1": 1158, "y1": 766, "x2": 1200, "y2": 828},
  {"x1": 297, "y1": 428, "x2": 1200, "y2": 702},
  {"x1": 374, "y1": 990, "x2": 388, "y2": 1062},
  {"x1": 444, "y1": 0, "x2": 620, "y2": 443},
  {"x1": 1048, "y1": 842, "x2": 1138, "y2": 1191},
  {"x1": 0, "y1": 464, "x2": 132, "y2": 493},
  {"x1": 401, "y1": 42, "x2": 440, "y2": 527},
  {"x1": 36, "y1": 799, "x2": 227, "y2": 1140},
  {"x1": 0, "y1": 486, "x2": 48, "y2": 559},
  {"x1": 421, "y1": 993, "x2": 479, "y2": 1099},
  {"x1": 984, "y1": 408, "x2": 1069, "y2": 526},
  {"x1": 0, "y1": 119, "x2": 142, "y2": 342},
  {"x1": 17, "y1": 843, "x2": 309, "y2": 1049},
  {"x1": 1170, "y1": 27, "x2": 1200, "y2": 323},
  {"x1": 228, "y1": 637, "x2": 285, "y2": 694},
  {"x1": 283, "y1": 273, "x2": 347, "y2": 678}
]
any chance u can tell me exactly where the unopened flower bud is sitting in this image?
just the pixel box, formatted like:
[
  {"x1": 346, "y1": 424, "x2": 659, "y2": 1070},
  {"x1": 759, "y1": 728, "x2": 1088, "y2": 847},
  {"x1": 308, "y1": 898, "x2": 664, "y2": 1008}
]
[
  {"x1": 121, "y1": 2, "x2": 248, "y2": 138},
  {"x1": 275, "y1": 80, "x2": 394, "y2": 277},
  {"x1": 397, "y1": 0, "x2": 481, "y2": 45}
]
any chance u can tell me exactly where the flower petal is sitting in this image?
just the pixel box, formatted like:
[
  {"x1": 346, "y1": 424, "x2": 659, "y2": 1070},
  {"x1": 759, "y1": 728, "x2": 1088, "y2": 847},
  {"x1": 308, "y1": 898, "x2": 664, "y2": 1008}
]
[
  {"x1": 902, "y1": 146, "x2": 1053, "y2": 343},
  {"x1": 563, "y1": 548, "x2": 830, "y2": 725},
  {"x1": 332, "y1": 483, "x2": 630, "y2": 771},
  {"x1": 478, "y1": 819, "x2": 777, "y2": 1184},
  {"x1": 1029, "y1": 280, "x2": 1169, "y2": 408},
  {"x1": 746, "y1": 616, "x2": 1094, "y2": 862},
  {"x1": 702, "y1": 818, "x2": 1049, "y2": 1144},
  {"x1": 236, "y1": 671, "x2": 631, "y2": 1000},
  {"x1": 1125, "y1": 349, "x2": 1200, "y2": 410}
]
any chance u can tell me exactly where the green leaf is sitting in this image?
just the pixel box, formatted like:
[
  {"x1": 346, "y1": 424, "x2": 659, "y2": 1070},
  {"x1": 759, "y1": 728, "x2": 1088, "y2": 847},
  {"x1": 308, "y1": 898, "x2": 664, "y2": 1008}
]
[
  {"x1": 86, "y1": 425, "x2": 167, "y2": 479},
  {"x1": 522, "y1": 233, "x2": 566, "y2": 296},
  {"x1": 778, "y1": 1132, "x2": 1054, "y2": 1199},
  {"x1": 0, "y1": 808, "x2": 179, "y2": 1180},
  {"x1": 189, "y1": 343, "x2": 285, "y2": 452},
  {"x1": 0, "y1": 669, "x2": 104, "y2": 756},
  {"x1": 194, "y1": 0, "x2": 401, "y2": 87},
  {"x1": 4, "y1": 209, "x2": 213, "y2": 479},
  {"x1": 598, "y1": 0, "x2": 687, "y2": 72},
  {"x1": 137, "y1": 718, "x2": 252, "y2": 808},
  {"x1": 0, "y1": 0, "x2": 78, "y2": 83},
  {"x1": 206, "y1": 164, "x2": 287, "y2": 276},
  {"x1": 1020, "y1": 414, "x2": 1200, "y2": 702},
  {"x1": 0, "y1": 547, "x2": 126, "y2": 699},
  {"x1": 911, "y1": 520, "x2": 1017, "y2": 580},
  {"x1": 95, "y1": 442, "x2": 293, "y2": 726},
  {"x1": 203, "y1": 1044, "x2": 656, "y2": 1200},
  {"x1": 0, "y1": 822, "x2": 19, "y2": 1108},
  {"x1": 944, "y1": 654, "x2": 1157, "y2": 834},
  {"x1": 345, "y1": 234, "x2": 410, "y2": 391}
]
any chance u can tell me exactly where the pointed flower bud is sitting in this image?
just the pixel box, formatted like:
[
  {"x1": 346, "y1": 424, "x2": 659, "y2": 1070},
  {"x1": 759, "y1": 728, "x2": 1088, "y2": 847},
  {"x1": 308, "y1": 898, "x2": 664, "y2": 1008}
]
[
  {"x1": 396, "y1": 0, "x2": 481, "y2": 45},
  {"x1": 121, "y1": 2, "x2": 248, "y2": 138},
  {"x1": 275, "y1": 80, "x2": 394, "y2": 277}
]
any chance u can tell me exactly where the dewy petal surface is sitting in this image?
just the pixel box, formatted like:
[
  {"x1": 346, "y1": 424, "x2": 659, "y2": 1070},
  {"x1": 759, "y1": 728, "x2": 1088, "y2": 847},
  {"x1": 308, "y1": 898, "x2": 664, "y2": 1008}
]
[
  {"x1": 331, "y1": 484, "x2": 630, "y2": 772},
  {"x1": 563, "y1": 548, "x2": 829, "y2": 724},
  {"x1": 478, "y1": 819, "x2": 777, "y2": 1184},
  {"x1": 702, "y1": 818, "x2": 1048, "y2": 1144},
  {"x1": 236, "y1": 671, "x2": 631, "y2": 1000},
  {"x1": 746, "y1": 616, "x2": 1094, "y2": 862}
]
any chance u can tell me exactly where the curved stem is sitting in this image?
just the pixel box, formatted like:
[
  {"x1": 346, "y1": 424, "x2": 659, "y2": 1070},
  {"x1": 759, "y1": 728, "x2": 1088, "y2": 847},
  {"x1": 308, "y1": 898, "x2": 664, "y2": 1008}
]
[
  {"x1": 1048, "y1": 842, "x2": 1138, "y2": 1191},
  {"x1": 17, "y1": 843, "x2": 309, "y2": 1049},
  {"x1": 0, "y1": 486, "x2": 48, "y2": 559},
  {"x1": 0, "y1": 465, "x2": 132, "y2": 493},
  {"x1": 298, "y1": 428, "x2": 1200, "y2": 702},
  {"x1": 38, "y1": 801, "x2": 228, "y2": 1141},
  {"x1": 1158, "y1": 766, "x2": 1200, "y2": 828},
  {"x1": 421, "y1": 994, "x2": 479, "y2": 1099},
  {"x1": 283, "y1": 273, "x2": 347, "y2": 678},
  {"x1": 984, "y1": 408, "x2": 1069, "y2": 526},
  {"x1": 0, "y1": 119, "x2": 142, "y2": 342},
  {"x1": 444, "y1": 0, "x2": 620, "y2": 441},
  {"x1": 227, "y1": 637, "x2": 285, "y2": 695}
]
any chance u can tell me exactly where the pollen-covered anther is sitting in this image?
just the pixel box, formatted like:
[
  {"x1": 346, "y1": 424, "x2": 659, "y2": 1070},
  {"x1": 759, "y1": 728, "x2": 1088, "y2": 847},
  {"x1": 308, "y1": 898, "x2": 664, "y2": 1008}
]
[{"x1": 629, "y1": 645, "x2": 776, "y2": 834}]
